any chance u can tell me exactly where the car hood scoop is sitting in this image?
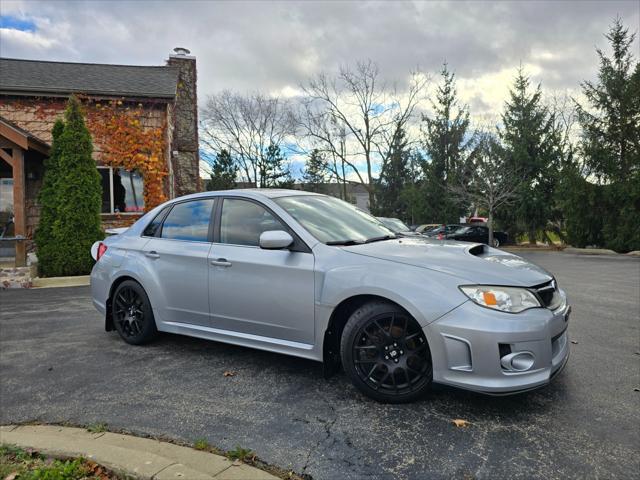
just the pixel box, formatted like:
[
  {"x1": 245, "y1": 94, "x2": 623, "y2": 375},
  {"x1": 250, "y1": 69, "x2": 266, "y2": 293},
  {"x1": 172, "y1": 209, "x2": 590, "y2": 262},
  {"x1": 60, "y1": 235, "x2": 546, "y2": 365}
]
[{"x1": 342, "y1": 238, "x2": 552, "y2": 286}]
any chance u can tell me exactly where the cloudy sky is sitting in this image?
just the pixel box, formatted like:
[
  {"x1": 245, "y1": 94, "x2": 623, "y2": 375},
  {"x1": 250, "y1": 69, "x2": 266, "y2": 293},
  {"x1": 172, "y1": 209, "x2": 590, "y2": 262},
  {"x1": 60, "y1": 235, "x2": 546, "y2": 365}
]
[{"x1": 1, "y1": 0, "x2": 638, "y2": 115}]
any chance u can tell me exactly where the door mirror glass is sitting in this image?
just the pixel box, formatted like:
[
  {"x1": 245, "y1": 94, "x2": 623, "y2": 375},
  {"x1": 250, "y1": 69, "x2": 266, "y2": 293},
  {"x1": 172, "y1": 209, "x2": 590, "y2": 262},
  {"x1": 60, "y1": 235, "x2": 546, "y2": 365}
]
[{"x1": 259, "y1": 230, "x2": 293, "y2": 250}]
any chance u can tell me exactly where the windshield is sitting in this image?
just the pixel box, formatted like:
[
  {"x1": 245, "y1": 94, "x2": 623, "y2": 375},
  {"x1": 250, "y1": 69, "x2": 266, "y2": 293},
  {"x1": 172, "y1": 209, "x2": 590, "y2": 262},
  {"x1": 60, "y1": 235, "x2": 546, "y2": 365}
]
[
  {"x1": 453, "y1": 226, "x2": 471, "y2": 234},
  {"x1": 378, "y1": 217, "x2": 410, "y2": 232},
  {"x1": 274, "y1": 195, "x2": 395, "y2": 244}
]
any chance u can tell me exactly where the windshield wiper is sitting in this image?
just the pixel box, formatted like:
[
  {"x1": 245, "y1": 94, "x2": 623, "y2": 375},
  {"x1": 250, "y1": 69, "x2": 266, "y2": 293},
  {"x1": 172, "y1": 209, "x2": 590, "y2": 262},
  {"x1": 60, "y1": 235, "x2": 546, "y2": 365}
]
[
  {"x1": 326, "y1": 239, "x2": 365, "y2": 246},
  {"x1": 364, "y1": 235, "x2": 397, "y2": 243}
]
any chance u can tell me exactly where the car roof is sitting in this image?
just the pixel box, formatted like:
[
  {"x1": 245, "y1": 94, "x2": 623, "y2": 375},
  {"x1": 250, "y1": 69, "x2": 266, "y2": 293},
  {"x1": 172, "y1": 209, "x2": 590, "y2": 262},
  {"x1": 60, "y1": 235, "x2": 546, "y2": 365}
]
[{"x1": 167, "y1": 188, "x2": 322, "y2": 203}]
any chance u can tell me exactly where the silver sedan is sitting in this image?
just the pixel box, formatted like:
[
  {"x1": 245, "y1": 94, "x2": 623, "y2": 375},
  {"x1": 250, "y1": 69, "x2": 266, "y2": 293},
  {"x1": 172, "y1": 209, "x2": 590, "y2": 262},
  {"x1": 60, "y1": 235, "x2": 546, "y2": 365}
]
[{"x1": 90, "y1": 189, "x2": 570, "y2": 403}]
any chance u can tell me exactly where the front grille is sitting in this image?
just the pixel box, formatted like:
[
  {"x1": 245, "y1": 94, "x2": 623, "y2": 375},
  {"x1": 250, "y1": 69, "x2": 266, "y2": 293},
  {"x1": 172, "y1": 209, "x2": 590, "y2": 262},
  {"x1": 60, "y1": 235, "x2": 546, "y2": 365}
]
[{"x1": 531, "y1": 279, "x2": 561, "y2": 309}]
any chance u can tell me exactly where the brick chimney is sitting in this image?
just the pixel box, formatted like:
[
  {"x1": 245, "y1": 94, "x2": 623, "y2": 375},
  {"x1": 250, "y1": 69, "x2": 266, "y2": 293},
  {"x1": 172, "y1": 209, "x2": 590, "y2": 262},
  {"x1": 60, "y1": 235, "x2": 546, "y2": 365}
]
[{"x1": 167, "y1": 47, "x2": 199, "y2": 196}]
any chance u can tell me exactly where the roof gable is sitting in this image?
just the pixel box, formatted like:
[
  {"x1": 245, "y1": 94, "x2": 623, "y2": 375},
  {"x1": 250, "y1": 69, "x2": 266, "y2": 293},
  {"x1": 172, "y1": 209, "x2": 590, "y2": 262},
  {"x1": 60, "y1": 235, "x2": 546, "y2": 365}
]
[{"x1": 0, "y1": 58, "x2": 179, "y2": 99}]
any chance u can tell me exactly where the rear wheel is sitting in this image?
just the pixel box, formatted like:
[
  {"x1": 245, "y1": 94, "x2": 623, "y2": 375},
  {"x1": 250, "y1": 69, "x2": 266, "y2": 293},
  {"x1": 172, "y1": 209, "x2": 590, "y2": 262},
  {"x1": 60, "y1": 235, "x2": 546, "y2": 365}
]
[
  {"x1": 340, "y1": 301, "x2": 432, "y2": 403},
  {"x1": 112, "y1": 280, "x2": 157, "y2": 345}
]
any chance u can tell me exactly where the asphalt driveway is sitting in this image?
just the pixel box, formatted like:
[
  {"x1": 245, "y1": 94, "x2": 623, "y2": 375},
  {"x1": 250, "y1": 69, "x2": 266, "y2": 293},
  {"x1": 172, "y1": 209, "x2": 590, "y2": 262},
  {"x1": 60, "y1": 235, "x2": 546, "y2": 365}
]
[{"x1": 1, "y1": 252, "x2": 639, "y2": 479}]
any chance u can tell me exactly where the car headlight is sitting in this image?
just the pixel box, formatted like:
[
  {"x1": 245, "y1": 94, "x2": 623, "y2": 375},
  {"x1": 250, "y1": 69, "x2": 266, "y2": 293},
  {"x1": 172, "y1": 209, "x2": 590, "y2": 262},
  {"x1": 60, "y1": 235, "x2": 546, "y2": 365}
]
[{"x1": 459, "y1": 285, "x2": 541, "y2": 313}]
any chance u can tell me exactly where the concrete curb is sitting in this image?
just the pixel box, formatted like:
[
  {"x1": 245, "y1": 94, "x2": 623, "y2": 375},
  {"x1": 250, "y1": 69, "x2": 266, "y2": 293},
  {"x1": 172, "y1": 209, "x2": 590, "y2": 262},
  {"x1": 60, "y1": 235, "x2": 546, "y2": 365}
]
[
  {"x1": 0, "y1": 425, "x2": 278, "y2": 480},
  {"x1": 563, "y1": 247, "x2": 618, "y2": 255},
  {"x1": 503, "y1": 246, "x2": 560, "y2": 253},
  {"x1": 32, "y1": 275, "x2": 90, "y2": 288}
]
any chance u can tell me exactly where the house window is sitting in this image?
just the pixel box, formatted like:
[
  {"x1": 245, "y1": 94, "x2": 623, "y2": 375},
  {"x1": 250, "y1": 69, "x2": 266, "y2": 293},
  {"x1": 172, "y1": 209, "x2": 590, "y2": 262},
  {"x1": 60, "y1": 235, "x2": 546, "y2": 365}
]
[{"x1": 97, "y1": 167, "x2": 144, "y2": 214}]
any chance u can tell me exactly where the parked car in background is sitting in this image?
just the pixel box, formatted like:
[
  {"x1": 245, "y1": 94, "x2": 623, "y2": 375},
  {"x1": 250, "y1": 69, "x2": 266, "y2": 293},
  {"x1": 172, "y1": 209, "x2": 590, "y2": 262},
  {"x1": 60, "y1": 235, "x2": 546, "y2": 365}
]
[
  {"x1": 376, "y1": 217, "x2": 421, "y2": 237},
  {"x1": 414, "y1": 223, "x2": 440, "y2": 234},
  {"x1": 90, "y1": 189, "x2": 568, "y2": 403},
  {"x1": 423, "y1": 224, "x2": 463, "y2": 238},
  {"x1": 446, "y1": 225, "x2": 509, "y2": 247}
]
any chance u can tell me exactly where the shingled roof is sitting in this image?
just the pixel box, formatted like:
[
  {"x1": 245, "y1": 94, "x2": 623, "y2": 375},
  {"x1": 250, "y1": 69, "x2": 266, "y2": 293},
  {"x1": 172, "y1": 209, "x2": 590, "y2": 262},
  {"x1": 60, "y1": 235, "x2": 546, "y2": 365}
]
[{"x1": 0, "y1": 58, "x2": 179, "y2": 99}]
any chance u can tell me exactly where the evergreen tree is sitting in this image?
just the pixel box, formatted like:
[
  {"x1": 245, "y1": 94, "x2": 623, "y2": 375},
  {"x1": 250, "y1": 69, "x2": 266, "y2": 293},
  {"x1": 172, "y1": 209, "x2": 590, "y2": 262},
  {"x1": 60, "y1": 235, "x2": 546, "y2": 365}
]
[
  {"x1": 302, "y1": 149, "x2": 328, "y2": 193},
  {"x1": 206, "y1": 149, "x2": 237, "y2": 191},
  {"x1": 499, "y1": 68, "x2": 560, "y2": 243},
  {"x1": 34, "y1": 119, "x2": 64, "y2": 276},
  {"x1": 421, "y1": 63, "x2": 471, "y2": 222},
  {"x1": 574, "y1": 18, "x2": 640, "y2": 251},
  {"x1": 258, "y1": 144, "x2": 293, "y2": 188},
  {"x1": 374, "y1": 126, "x2": 412, "y2": 219},
  {"x1": 50, "y1": 96, "x2": 103, "y2": 276}
]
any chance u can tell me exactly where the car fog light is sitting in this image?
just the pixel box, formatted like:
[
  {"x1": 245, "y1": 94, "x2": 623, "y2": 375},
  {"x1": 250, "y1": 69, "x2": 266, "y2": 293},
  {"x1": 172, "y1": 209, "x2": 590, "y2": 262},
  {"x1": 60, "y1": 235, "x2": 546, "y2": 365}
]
[{"x1": 500, "y1": 351, "x2": 535, "y2": 372}]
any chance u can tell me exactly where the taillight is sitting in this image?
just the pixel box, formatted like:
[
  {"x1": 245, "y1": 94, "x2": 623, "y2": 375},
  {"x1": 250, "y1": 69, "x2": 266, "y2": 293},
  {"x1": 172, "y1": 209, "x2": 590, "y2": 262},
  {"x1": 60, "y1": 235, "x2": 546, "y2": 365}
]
[{"x1": 97, "y1": 242, "x2": 108, "y2": 261}]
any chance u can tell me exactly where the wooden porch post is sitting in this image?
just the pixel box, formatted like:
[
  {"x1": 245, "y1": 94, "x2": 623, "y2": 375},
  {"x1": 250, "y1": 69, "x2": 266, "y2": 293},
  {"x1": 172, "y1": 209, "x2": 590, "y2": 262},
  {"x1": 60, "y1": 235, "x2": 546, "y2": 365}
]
[{"x1": 12, "y1": 147, "x2": 26, "y2": 267}]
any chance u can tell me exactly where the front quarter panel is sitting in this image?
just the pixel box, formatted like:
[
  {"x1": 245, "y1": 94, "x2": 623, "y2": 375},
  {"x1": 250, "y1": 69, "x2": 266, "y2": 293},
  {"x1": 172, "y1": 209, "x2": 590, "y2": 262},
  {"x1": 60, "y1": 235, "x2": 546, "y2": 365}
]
[{"x1": 316, "y1": 246, "x2": 468, "y2": 328}]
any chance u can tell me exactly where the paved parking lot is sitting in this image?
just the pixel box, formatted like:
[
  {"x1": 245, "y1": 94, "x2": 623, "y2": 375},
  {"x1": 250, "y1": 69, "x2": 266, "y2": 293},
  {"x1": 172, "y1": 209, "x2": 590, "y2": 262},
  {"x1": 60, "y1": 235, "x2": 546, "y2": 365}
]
[{"x1": 1, "y1": 252, "x2": 639, "y2": 479}]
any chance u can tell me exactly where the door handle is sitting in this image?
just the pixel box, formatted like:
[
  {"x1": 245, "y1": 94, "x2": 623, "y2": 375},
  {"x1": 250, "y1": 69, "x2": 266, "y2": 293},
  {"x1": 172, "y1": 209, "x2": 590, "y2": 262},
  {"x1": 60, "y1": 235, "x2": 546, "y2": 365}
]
[
  {"x1": 145, "y1": 251, "x2": 160, "y2": 259},
  {"x1": 210, "y1": 258, "x2": 232, "y2": 267}
]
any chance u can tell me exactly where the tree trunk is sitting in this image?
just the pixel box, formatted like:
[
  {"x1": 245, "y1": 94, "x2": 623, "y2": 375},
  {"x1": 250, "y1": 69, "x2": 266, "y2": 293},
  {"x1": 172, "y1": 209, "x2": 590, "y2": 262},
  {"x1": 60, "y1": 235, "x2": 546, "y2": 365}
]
[
  {"x1": 528, "y1": 229, "x2": 537, "y2": 246},
  {"x1": 488, "y1": 211, "x2": 494, "y2": 247}
]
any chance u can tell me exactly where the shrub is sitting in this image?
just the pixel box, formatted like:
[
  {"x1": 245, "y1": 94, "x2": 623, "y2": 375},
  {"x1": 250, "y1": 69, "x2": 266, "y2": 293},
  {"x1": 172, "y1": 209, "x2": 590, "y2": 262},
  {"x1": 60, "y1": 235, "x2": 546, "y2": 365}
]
[
  {"x1": 35, "y1": 119, "x2": 64, "y2": 276},
  {"x1": 49, "y1": 96, "x2": 103, "y2": 276}
]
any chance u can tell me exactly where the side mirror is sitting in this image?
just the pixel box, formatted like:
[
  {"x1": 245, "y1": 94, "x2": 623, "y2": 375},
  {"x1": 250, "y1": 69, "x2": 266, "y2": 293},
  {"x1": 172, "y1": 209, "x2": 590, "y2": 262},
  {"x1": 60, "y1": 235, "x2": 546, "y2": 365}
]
[{"x1": 259, "y1": 230, "x2": 293, "y2": 250}]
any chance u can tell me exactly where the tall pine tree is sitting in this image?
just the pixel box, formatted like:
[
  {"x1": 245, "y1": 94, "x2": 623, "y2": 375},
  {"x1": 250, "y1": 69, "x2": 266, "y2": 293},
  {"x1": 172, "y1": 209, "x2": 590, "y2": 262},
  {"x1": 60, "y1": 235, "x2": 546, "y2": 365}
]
[
  {"x1": 573, "y1": 18, "x2": 640, "y2": 251},
  {"x1": 500, "y1": 68, "x2": 559, "y2": 243},
  {"x1": 50, "y1": 96, "x2": 103, "y2": 276},
  {"x1": 421, "y1": 63, "x2": 471, "y2": 222},
  {"x1": 35, "y1": 119, "x2": 64, "y2": 276},
  {"x1": 258, "y1": 144, "x2": 293, "y2": 188},
  {"x1": 374, "y1": 126, "x2": 412, "y2": 219},
  {"x1": 302, "y1": 149, "x2": 328, "y2": 193},
  {"x1": 206, "y1": 149, "x2": 237, "y2": 191}
]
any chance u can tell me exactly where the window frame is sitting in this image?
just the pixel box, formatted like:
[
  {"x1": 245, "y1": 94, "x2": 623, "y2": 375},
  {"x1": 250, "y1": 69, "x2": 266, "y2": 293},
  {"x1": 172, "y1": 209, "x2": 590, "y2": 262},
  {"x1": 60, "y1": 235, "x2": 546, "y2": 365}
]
[
  {"x1": 214, "y1": 196, "x2": 311, "y2": 253},
  {"x1": 97, "y1": 166, "x2": 145, "y2": 215},
  {"x1": 141, "y1": 204, "x2": 172, "y2": 238}
]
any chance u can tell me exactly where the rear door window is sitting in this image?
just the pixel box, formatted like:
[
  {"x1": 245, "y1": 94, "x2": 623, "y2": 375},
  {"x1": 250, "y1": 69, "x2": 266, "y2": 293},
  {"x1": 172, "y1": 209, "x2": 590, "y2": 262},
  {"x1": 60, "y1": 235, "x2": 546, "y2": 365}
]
[{"x1": 161, "y1": 199, "x2": 215, "y2": 242}]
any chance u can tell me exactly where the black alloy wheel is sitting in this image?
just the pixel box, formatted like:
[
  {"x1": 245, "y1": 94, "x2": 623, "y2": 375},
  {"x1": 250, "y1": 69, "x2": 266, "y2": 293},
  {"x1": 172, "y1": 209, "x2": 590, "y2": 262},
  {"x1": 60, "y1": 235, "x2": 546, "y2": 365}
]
[
  {"x1": 341, "y1": 301, "x2": 432, "y2": 403},
  {"x1": 112, "y1": 280, "x2": 157, "y2": 345}
]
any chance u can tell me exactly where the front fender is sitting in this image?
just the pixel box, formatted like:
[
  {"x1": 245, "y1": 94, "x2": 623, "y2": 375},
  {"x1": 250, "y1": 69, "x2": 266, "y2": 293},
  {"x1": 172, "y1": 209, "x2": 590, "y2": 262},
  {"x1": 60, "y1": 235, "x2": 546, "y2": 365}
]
[{"x1": 318, "y1": 261, "x2": 467, "y2": 327}]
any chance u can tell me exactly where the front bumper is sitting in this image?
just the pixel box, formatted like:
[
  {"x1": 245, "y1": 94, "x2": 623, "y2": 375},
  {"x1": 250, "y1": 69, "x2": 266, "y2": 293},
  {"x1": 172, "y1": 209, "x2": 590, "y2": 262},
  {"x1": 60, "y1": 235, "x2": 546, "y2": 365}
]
[{"x1": 425, "y1": 292, "x2": 570, "y2": 394}]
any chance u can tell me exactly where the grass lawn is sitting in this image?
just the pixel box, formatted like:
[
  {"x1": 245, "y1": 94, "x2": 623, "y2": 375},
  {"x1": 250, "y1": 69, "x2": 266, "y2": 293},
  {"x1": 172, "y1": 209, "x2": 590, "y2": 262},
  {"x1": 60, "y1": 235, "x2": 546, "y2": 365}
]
[{"x1": 0, "y1": 445, "x2": 123, "y2": 480}]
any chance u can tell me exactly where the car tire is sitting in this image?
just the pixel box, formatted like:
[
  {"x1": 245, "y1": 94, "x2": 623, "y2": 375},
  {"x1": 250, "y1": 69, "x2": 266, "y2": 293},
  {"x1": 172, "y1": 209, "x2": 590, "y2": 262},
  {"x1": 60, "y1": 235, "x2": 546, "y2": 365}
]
[
  {"x1": 340, "y1": 301, "x2": 432, "y2": 403},
  {"x1": 492, "y1": 238, "x2": 500, "y2": 248},
  {"x1": 112, "y1": 280, "x2": 158, "y2": 345}
]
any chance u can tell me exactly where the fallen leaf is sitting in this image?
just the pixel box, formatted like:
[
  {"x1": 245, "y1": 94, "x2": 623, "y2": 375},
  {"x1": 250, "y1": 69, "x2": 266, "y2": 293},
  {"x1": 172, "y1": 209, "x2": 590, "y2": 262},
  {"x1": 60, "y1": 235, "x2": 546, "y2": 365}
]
[
  {"x1": 452, "y1": 419, "x2": 470, "y2": 428},
  {"x1": 223, "y1": 371, "x2": 236, "y2": 377},
  {"x1": 571, "y1": 340, "x2": 578, "y2": 344},
  {"x1": 5, "y1": 472, "x2": 18, "y2": 480},
  {"x1": 232, "y1": 459, "x2": 243, "y2": 466},
  {"x1": 633, "y1": 388, "x2": 639, "y2": 392}
]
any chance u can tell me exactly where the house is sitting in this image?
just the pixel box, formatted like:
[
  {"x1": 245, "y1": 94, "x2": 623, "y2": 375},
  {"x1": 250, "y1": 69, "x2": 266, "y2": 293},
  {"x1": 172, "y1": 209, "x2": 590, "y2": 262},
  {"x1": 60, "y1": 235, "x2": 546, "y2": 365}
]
[{"x1": 0, "y1": 48, "x2": 199, "y2": 266}]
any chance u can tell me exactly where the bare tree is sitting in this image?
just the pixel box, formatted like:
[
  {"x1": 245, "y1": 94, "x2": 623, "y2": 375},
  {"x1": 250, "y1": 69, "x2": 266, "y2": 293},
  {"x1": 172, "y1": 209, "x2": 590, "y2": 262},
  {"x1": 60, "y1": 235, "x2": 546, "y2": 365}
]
[
  {"x1": 298, "y1": 60, "x2": 429, "y2": 208},
  {"x1": 200, "y1": 91, "x2": 296, "y2": 186},
  {"x1": 450, "y1": 132, "x2": 524, "y2": 246}
]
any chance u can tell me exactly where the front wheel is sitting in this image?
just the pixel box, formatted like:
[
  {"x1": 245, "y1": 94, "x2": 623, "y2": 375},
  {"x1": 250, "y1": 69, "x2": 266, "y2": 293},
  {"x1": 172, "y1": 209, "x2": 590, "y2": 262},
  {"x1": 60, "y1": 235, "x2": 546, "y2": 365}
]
[
  {"x1": 112, "y1": 280, "x2": 158, "y2": 345},
  {"x1": 340, "y1": 301, "x2": 432, "y2": 403}
]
